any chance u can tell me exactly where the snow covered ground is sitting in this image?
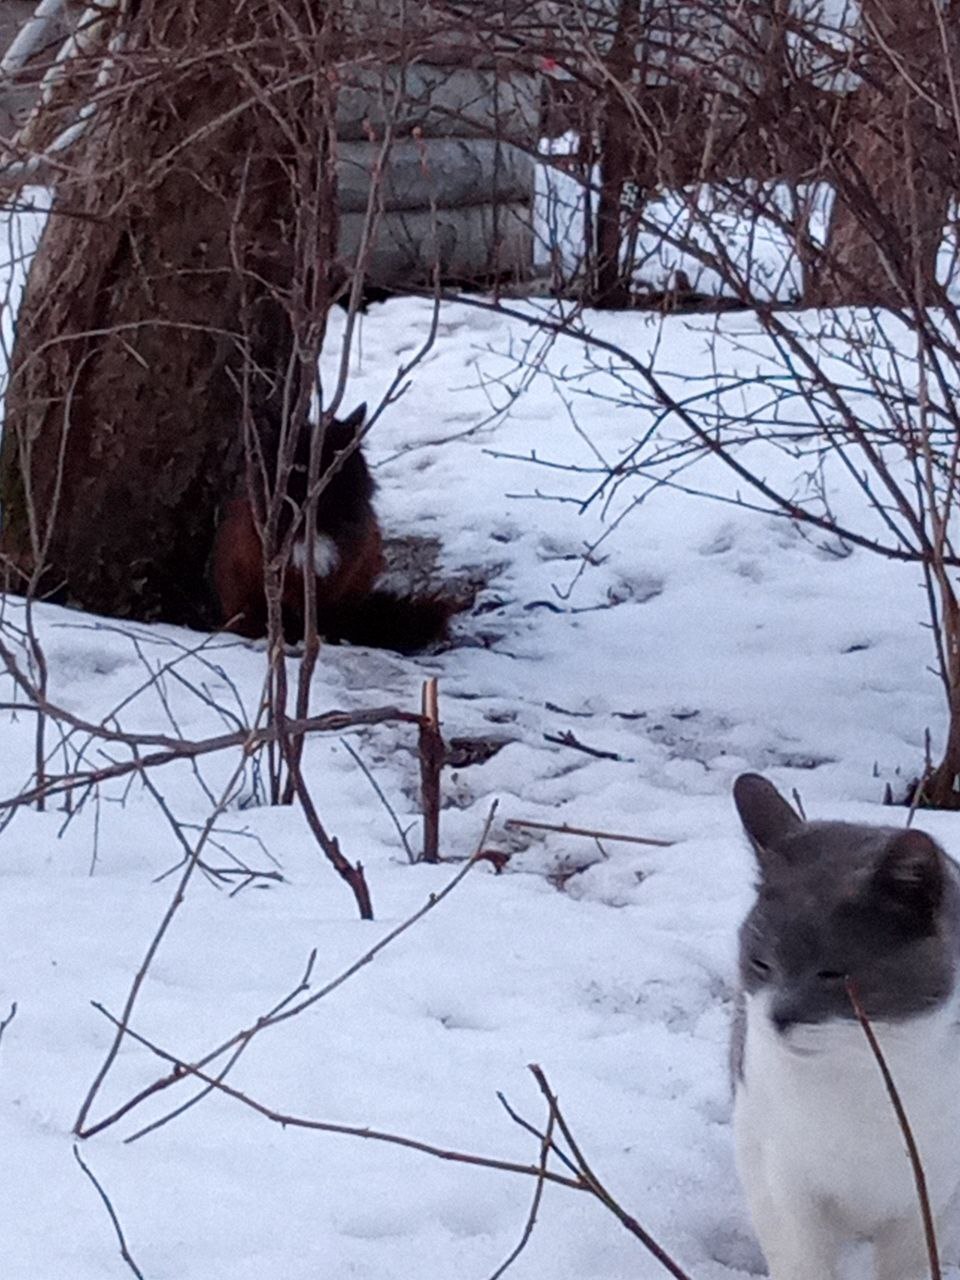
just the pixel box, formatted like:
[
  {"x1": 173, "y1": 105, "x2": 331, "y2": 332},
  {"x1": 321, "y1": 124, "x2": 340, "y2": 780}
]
[
  {"x1": 536, "y1": 159, "x2": 960, "y2": 303},
  {"x1": 1, "y1": 244, "x2": 959, "y2": 1276},
  {"x1": 535, "y1": 158, "x2": 835, "y2": 301}
]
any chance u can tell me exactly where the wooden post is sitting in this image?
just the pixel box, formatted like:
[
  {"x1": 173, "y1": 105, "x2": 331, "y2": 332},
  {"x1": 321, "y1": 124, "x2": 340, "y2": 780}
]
[{"x1": 419, "y1": 677, "x2": 443, "y2": 863}]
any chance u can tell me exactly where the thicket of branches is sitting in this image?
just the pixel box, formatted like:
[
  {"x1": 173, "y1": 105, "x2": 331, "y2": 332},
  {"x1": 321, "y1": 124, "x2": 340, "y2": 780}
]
[
  {"x1": 475, "y1": 0, "x2": 960, "y2": 807},
  {"x1": 0, "y1": 2, "x2": 954, "y2": 1277}
]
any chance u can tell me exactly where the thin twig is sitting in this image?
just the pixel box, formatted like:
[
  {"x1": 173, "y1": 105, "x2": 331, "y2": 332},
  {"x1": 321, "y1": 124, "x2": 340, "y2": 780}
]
[
  {"x1": 527, "y1": 1065, "x2": 694, "y2": 1280},
  {"x1": 0, "y1": 1000, "x2": 17, "y2": 1050},
  {"x1": 543, "y1": 730, "x2": 623, "y2": 762},
  {"x1": 496, "y1": 1090, "x2": 579, "y2": 1181},
  {"x1": 283, "y1": 733, "x2": 373, "y2": 919},
  {"x1": 89, "y1": 1009, "x2": 695, "y2": 1280},
  {"x1": 340, "y1": 736, "x2": 416, "y2": 864},
  {"x1": 84, "y1": 802, "x2": 500, "y2": 1141},
  {"x1": 73, "y1": 1145, "x2": 145, "y2": 1280},
  {"x1": 123, "y1": 951, "x2": 318, "y2": 1144},
  {"x1": 93, "y1": 1002, "x2": 584, "y2": 1189},
  {"x1": 846, "y1": 980, "x2": 941, "y2": 1280},
  {"x1": 0, "y1": 701, "x2": 423, "y2": 814},
  {"x1": 505, "y1": 818, "x2": 673, "y2": 848},
  {"x1": 74, "y1": 712, "x2": 263, "y2": 1137},
  {"x1": 487, "y1": 1100, "x2": 557, "y2": 1279}
]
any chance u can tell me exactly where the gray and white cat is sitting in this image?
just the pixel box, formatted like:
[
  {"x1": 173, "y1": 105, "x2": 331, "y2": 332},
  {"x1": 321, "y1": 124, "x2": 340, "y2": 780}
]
[{"x1": 731, "y1": 773, "x2": 960, "y2": 1280}]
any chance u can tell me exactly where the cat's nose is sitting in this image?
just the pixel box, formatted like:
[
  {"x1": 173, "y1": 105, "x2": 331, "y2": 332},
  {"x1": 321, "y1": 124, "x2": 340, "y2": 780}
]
[
  {"x1": 772, "y1": 1010, "x2": 794, "y2": 1034},
  {"x1": 770, "y1": 1001, "x2": 796, "y2": 1034}
]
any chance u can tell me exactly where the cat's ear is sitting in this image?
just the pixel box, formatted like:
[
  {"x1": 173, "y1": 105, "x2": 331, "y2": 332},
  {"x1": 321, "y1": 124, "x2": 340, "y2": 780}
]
[
  {"x1": 340, "y1": 402, "x2": 367, "y2": 434},
  {"x1": 872, "y1": 829, "x2": 944, "y2": 923},
  {"x1": 733, "y1": 773, "x2": 802, "y2": 855}
]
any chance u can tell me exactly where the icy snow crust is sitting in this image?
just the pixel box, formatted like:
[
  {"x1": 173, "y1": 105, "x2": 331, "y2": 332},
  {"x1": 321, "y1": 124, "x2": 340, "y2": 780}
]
[{"x1": 1, "y1": 222, "x2": 959, "y2": 1275}]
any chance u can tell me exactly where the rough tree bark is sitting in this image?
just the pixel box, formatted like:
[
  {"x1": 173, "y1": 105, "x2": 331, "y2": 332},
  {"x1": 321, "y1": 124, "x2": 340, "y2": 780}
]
[
  {"x1": 594, "y1": 0, "x2": 642, "y2": 308},
  {"x1": 0, "y1": 0, "x2": 336, "y2": 625},
  {"x1": 808, "y1": 0, "x2": 956, "y2": 307}
]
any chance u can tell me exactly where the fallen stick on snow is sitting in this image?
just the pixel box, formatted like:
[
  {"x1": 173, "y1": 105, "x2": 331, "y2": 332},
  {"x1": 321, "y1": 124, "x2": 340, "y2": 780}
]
[{"x1": 505, "y1": 818, "x2": 674, "y2": 848}]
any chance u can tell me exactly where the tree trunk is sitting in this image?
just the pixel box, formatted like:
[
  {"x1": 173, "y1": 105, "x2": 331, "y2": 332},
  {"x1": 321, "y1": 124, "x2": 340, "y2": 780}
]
[
  {"x1": 808, "y1": 0, "x2": 955, "y2": 308},
  {"x1": 593, "y1": 0, "x2": 642, "y2": 309},
  {"x1": 0, "y1": 1, "x2": 333, "y2": 626},
  {"x1": 922, "y1": 704, "x2": 960, "y2": 809},
  {"x1": 916, "y1": 575, "x2": 960, "y2": 809},
  {"x1": 594, "y1": 103, "x2": 632, "y2": 308}
]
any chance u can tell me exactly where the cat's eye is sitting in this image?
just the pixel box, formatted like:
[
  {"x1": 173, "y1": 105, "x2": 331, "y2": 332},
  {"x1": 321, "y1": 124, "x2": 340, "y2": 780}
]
[
  {"x1": 816, "y1": 969, "x2": 846, "y2": 982},
  {"x1": 750, "y1": 957, "x2": 771, "y2": 976}
]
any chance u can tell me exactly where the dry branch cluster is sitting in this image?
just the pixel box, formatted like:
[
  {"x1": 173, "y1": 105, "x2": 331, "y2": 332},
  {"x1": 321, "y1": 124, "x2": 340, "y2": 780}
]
[{"x1": 0, "y1": 3, "x2": 954, "y2": 1279}]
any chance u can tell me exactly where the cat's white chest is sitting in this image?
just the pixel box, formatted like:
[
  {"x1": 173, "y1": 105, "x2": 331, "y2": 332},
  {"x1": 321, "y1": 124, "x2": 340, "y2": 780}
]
[
  {"x1": 735, "y1": 991, "x2": 960, "y2": 1233},
  {"x1": 292, "y1": 534, "x2": 340, "y2": 578}
]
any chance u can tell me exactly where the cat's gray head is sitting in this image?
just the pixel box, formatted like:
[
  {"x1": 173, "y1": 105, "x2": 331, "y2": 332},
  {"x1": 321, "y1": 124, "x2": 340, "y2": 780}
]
[{"x1": 734, "y1": 774, "x2": 960, "y2": 1031}]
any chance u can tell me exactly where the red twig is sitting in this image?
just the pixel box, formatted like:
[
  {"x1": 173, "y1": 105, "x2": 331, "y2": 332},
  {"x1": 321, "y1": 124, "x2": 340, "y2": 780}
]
[{"x1": 284, "y1": 739, "x2": 373, "y2": 920}]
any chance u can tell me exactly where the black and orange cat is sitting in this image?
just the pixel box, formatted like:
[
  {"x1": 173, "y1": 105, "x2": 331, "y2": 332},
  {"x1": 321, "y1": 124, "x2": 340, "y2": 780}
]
[{"x1": 212, "y1": 404, "x2": 451, "y2": 653}]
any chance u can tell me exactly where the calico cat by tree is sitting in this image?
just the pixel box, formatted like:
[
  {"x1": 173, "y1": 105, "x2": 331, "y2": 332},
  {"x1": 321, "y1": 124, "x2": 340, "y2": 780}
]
[{"x1": 731, "y1": 773, "x2": 960, "y2": 1280}]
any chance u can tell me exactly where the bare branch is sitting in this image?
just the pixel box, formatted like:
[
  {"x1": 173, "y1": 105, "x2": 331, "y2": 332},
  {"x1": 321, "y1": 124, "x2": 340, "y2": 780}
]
[
  {"x1": 73, "y1": 1144, "x2": 145, "y2": 1280},
  {"x1": 82, "y1": 802, "x2": 501, "y2": 1141},
  {"x1": 846, "y1": 979, "x2": 941, "y2": 1280},
  {"x1": 505, "y1": 818, "x2": 673, "y2": 848}
]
